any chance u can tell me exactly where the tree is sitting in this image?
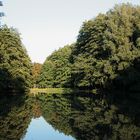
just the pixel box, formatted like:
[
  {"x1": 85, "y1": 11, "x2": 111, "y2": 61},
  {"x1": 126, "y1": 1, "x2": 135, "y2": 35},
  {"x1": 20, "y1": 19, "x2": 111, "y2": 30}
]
[
  {"x1": 0, "y1": 26, "x2": 32, "y2": 93},
  {"x1": 32, "y1": 63, "x2": 42, "y2": 87},
  {"x1": 70, "y1": 4, "x2": 140, "y2": 90},
  {"x1": 38, "y1": 45, "x2": 73, "y2": 88}
]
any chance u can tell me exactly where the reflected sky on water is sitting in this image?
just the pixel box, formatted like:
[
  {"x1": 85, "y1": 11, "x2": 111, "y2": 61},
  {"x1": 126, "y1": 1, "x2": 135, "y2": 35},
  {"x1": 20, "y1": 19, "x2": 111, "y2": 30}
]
[
  {"x1": 23, "y1": 116, "x2": 75, "y2": 140},
  {"x1": 0, "y1": 92, "x2": 140, "y2": 140}
]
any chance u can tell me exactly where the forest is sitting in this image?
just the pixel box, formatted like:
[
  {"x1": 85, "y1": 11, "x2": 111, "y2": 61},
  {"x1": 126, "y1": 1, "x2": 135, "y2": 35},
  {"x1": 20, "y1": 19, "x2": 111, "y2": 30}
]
[
  {"x1": 0, "y1": 26, "x2": 32, "y2": 93},
  {"x1": 0, "y1": 4, "x2": 140, "y2": 94},
  {"x1": 0, "y1": 3, "x2": 140, "y2": 140},
  {"x1": 37, "y1": 4, "x2": 140, "y2": 93}
]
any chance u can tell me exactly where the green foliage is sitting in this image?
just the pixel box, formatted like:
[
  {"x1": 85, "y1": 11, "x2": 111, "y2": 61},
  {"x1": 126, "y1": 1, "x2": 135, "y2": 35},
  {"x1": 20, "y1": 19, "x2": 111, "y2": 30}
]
[
  {"x1": 69, "y1": 4, "x2": 140, "y2": 89},
  {"x1": 0, "y1": 26, "x2": 32, "y2": 92},
  {"x1": 38, "y1": 4, "x2": 140, "y2": 91},
  {"x1": 38, "y1": 45, "x2": 73, "y2": 88}
]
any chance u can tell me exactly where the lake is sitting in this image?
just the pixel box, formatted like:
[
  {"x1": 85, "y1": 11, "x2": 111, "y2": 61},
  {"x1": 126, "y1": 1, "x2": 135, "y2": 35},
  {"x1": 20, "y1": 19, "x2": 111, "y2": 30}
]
[{"x1": 0, "y1": 92, "x2": 140, "y2": 140}]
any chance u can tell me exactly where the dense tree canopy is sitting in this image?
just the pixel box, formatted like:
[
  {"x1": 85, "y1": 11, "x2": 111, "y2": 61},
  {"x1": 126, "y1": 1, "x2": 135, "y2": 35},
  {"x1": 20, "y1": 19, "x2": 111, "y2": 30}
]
[
  {"x1": 38, "y1": 45, "x2": 73, "y2": 88},
  {"x1": 0, "y1": 26, "x2": 32, "y2": 93},
  {"x1": 38, "y1": 4, "x2": 140, "y2": 92},
  {"x1": 69, "y1": 4, "x2": 140, "y2": 90}
]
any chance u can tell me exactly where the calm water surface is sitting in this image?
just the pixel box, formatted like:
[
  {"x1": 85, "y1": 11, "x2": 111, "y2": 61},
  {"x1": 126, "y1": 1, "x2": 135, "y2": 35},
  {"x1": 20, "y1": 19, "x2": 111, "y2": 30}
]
[
  {"x1": 0, "y1": 92, "x2": 140, "y2": 140},
  {"x1": 23, "y1": 117, "x2": 74, "y2": 140}
]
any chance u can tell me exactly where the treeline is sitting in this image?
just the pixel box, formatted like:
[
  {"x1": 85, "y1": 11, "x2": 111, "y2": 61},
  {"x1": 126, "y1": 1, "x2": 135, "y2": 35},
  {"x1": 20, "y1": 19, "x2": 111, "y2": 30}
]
[
  {"x1": 0, "y1": 26, "x2": 32, "y2": 93},
  {"x1": 1, "y1": 4, "x2": 140, "y2": 93},
  {"x1": 37, "y1": 4, "x2": 140, "y2": 91},
  {"x1": 37, "y1": 45, "x2": 73, "y2": 88}
]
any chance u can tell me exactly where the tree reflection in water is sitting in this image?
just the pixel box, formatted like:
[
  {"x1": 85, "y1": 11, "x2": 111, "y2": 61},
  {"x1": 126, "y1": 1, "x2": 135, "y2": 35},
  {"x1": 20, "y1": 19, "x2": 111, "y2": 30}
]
[
  {"x1": 37, "y1": 92, "x2": 140, "y2": 140},
  {"x1": 0, "y1": 94, "x2": 32, "y2": 140},
  {"x1": 0, "y1": 91, "x2": 140, "y2": 140}
]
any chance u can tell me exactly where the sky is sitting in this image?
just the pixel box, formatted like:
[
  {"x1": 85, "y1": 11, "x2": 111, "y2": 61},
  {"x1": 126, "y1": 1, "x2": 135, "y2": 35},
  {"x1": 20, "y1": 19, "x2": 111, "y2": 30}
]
[
  {"x1": 23, "y1": 117, "x2": 74, "y2": 140},
  {"x1": 2, "y1": 0, "x2": 140, "y2": 63}
]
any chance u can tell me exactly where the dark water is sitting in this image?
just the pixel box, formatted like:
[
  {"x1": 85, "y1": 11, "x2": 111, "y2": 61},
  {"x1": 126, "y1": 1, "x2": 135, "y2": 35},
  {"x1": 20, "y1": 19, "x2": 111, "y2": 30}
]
[{"x1": 0, "y1": 92, "x2": 140, "y2": 140}]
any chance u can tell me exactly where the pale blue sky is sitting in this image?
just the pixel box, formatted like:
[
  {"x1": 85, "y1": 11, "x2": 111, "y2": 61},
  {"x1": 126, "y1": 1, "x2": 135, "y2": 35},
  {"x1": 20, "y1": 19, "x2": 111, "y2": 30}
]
[
  {"x1": 23, "y1": 117, "x2": 74, "y2": 140},
  {"x1": 2, "y1": 0, "x2": 140, "y2": 63}
]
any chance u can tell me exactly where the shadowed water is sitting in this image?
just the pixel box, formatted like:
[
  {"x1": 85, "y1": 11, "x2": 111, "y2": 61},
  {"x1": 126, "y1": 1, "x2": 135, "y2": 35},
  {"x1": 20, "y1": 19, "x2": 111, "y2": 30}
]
[{"x1": 0, "y1": 91, "x2": 140, "y2": 140}]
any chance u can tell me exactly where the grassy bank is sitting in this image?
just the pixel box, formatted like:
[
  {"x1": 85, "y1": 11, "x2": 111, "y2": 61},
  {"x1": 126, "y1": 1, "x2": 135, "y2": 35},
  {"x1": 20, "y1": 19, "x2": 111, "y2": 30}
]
[
  {"x1": 30, "y1": 88, "x2": 97, "y2": 95},
  {"x1": 30, "y1": 88, "x2": 72, "y2": 95}
]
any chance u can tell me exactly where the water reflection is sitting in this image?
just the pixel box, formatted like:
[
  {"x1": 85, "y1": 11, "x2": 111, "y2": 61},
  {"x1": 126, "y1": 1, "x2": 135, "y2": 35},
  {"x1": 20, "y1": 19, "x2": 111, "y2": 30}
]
[
  {"x1": 0, "y1": 92, "x2": 140, "y2": 140},
  {"x1": 0, "y1": 94, "x2": 32, "y2": 140},
  {"x1": 37, "y1": 93, "x2": 140, "y2": 140},
  {"x1": 23, "y1": 117, "x2": 74, "y2": 140}
]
